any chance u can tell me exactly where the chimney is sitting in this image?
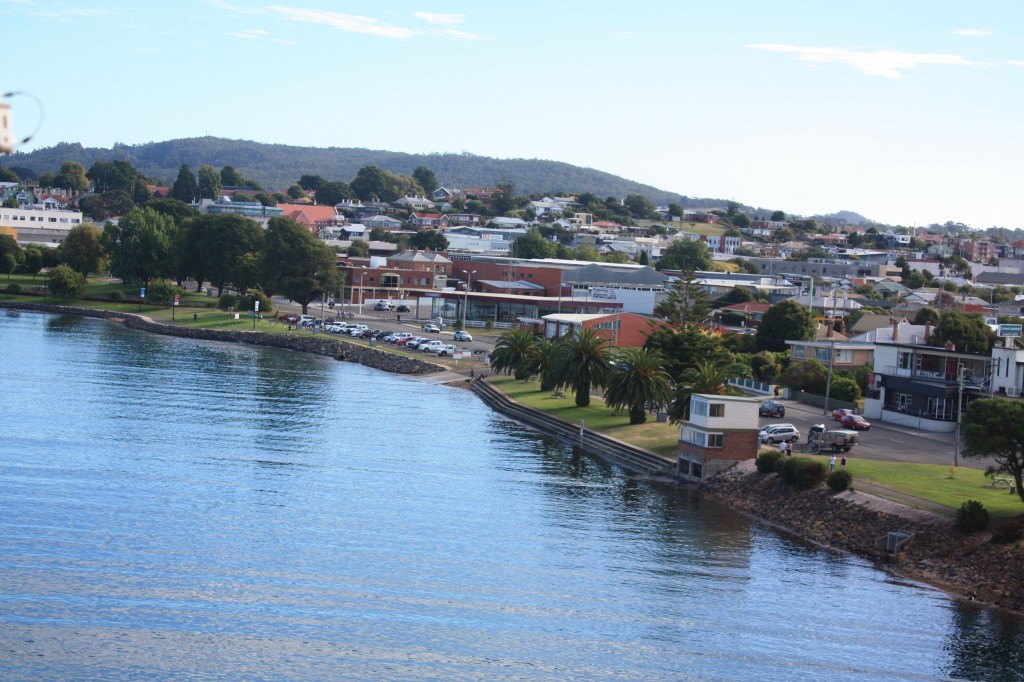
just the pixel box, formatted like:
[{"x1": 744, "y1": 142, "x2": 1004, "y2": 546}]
[
  {"x1": 925, "y1": 322, "x2": 932, "y2": 343},
  {"x1": 892, "y1": 318, "x2": 899, "y2": 342}
]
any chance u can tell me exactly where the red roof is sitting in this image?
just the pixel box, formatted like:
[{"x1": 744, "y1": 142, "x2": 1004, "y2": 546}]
[{"x1": 720, "y1": 302, "x2": 772, "y2": 314}]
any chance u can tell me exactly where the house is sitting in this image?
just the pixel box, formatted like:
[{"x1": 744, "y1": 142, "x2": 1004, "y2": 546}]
[
  {"x1": 462, "y1": 187, "x2": 502, "y2": 202},
  {"x1": 714, "y1": 302, "x2": 772, "y2": 329},
  {"x1": 530, "y1": 197, "x2": 564, "y2": 217},
  {"x1": 677, "y1": 394, "x2": 761, "y2": 481},
  {"x1": 431, "y1": 187, "x2": 456, "y2": 201},
  {"x1": 277, "y1": 204, "x2": 342, "y2": 236},
  {"x1": 489, "y1": 216, "x2": 528, "y2": 229},
  {"x1": 567, "y1": 213, "x2": 593, "y2": 229},
  {"x1": 409, "y1": 212, "x2": 449, "y2": 229},
  {"x1": 445, "y1": 213, "x2": 483, "y2": 226},
  {"x1": 443, "y1": 226, "x2": 526, "y2": 254},
  {"x1": 363, "y1": 214, "x2": 404, "y2": 230},
  {"x1": 391, "y1": 195, "x2": 435, "y2": 211}
]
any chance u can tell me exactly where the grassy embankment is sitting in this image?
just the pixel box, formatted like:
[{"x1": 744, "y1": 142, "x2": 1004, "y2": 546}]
[{"x1": 489, "y1": 375, "x2": 1024, "y2": 518}]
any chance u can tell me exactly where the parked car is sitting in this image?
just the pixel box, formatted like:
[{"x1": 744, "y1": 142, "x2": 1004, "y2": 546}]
[
  {"x1": 324, "y1": 323, "x2": 345, "y2": 333},
  {"x1": 403, "y1": 337, "x2": 427, "y2": 348},
  {"x1": 422, "y1": 323, "x2": 441, "y2": 333},
  {"x1": 396, "y1": 305, "x2": 410, "y2": 313},
  {"x1": 361, "y1": 329, "x2": 379, "y2": 338},
  {"x1": 435, "y1": 344, "x2": 456, "y2": 357},
  {"x1": 454, "y1": 330, "x2": 473, "y2": 342},
  {"x1": 347, "y1": 325, "x2": 369, "y2": 337},
  {"x1": 389, "y1": 333, "x2": 412, "y2": 344},
  {"x1": 840, "y1": 414, "x2": 872, "y2": 431},
  {"x1": 278, "y1": 313, "x2": 300, "y2": 323},
  {"x1": 419, "y1": 340, "x2": 444, "y2": 353},
  {"x1": 806, "y1": 428, "x2": 860, "y2": 453},
  {"x1": 374, "y1": 330, "x2": 391, "y2": 340},
  {"x1": 758, "y1": 400, "x2": 786, "y2": 418},
  {"x1": 374, "y1": 301, "x2": 393, "y2": 311},
  {"x1": 832, "y1": 408, "x2": 855, "y2": 422},
  {"x1": 760, "y1": 424, "x2": 801, "y2": 444}
]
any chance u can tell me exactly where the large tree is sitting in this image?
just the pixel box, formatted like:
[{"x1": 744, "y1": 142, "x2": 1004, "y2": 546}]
[
  {"x1": 220, "y1": 165, "x2": 245, "y2": 186},
  {"x1": 260, "y1": 216, "x2": 339, "y2": 313},
  {"x1": 410, "y1": 230, "x2": 449, "y2": 251},
  {"x1": 510, "y1": 227, "x2": 555, "y2": 259},
  {"x1": 624, "y1": 194, "x2": 656, "y2": 220},
  {"x1": 412, "y1": 166, "x2": 439, "y2": 194},
  {"x1": 315, "y1": 181, "x2": 353, "y2": 207},
  {"x1": 53, "y1": 161, "x2": 89, "y2": 191},
  {"x1": 489, "y1": 327, "x2": 538, "y2": 381},
  {"x1": 490, "y1": 177, "x2": 518, "y2": 214},
  {"x1": 61, "y1": 223, "x2": 106, "y2": 275},
  {"x1": 645, "y1": 324, "x2": 732, "y2": 381},
  {"x1": 101, "y1": 207, "x2": 177, "y2": 284},
  {"x1": 756, "y1": 300, "x2": 815, "y2": 352},
  {"x1": 555, "y1": 327, "x2": 611, "y2": 407},
  {"x1": 928, "y1": 311, "x2": 994, "y2": 355},
  {"x1": 197, "y1": 164, "x2": 222, "y2": 200},
  {"x1": 169, "y1": 164, "x2": 199, "y2": 203},
  {"x1": 298, "y1": 174, "x2": 326, "y2": 191},
  {"x1": 668, "y1": 359, "x2": 742, "y2": 423},
  {"x1": 657, "y1": 238, "x2": 712, "y2": 272},
  {"x1": 963, "y1": 398, "x2": 1024, "y2": 503},
  {"x1": 604, "y1": 347, "x2": 673, "y2": 424},
  {"x1": 185, "y1": 214, "x2": 264, "y2": 296},
  {"x1": 87, "y1": 160, "x2": 138, "y2": 193},
  {"x1": 654, "y1": 272, "x2": 710, "y2": 325}
]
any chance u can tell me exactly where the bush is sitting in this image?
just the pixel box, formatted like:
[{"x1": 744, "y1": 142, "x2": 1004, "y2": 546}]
[
  {"x1": 237, "y1": 289, "x2": 273, "y2": 315},
  {"x1": 990, "y1": 518, "x2": 1023, "y2": 544},
  {"x1": 827, "y1": 469, "x2": 853, "y2": 492},
  {"x1": 756, "y1": 451, "x2": 783, "y2": 474},
  {"x1": 778, "y1": 456, "x2": 828, "y2": 489},
  {"x1": 218, "y1": 293, "x2": 238, "y2": 310},
  {"x1": 6, "y1": 283, "x2": 21, "y2": 295},
  {"x1": 145, "y1": 278, "x2": 181, "y2": 306},
  {"x1": 108, "y1": 289, "x2": 124, "y2": 303},
  {"x1": 957, "y1": 500, "x2": 990, "y2": 533}
]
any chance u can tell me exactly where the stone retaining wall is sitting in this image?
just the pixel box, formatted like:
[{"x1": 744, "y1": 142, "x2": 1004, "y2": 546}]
[
  {"x1": 0, "y1": 301, "x2": 444, "y2": 376},
  {"x1": 704, "y1": 464, "x2": 1024, "y2": 613}
]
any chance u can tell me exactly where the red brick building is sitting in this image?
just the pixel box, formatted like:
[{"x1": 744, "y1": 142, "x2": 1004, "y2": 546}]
[{"x1": 677, "y1": 394, "x2": 760, "y2": 481}]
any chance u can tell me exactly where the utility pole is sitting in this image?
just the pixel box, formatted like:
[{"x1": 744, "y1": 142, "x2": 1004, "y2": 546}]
[{"x1": 954, "y1": 363, "x2": 964, "y2": 466}]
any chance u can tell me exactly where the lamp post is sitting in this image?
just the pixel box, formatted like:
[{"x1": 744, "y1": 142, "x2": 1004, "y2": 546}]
[
  {"x1": 955, "y1": 363, "x2": 965, "y2": 466},
  {"x1": 557, "y1": 282, "x2": 570, "y2": 314},
  {"x1": 462, "y1": 270, "x2": 476, "y2": 329}
]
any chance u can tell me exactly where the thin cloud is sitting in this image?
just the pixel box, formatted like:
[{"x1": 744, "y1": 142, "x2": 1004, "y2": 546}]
[
  {"x1": 231, "y1": 28, "x2": 268, "y2": 39},
  {"x1": 614, "y1": 31, "x2": 640, "y2": 40},
  {"x1": 440, "y1": 28, "x2": 479, "y2": 41},
  {"x1": 1008, "y1": 60, "x2": 1024, "y2": 67},
  {"x1": 952, "y1": 28, "x2": 994, "y2": 37},
  {"x1": 414, "y1": 12, "x2": 464, "y2": 26},
  {"x1": 267, "y1": 5, "x2": 420, "y2": 40},
  {"x1": 748, "y1": 43, "x2": 972, "y2": 78}
]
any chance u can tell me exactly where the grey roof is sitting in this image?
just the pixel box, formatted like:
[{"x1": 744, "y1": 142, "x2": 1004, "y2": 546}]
[
  {"x1": 562, "y1": 262, "x2": 670, "y2": 286},
  {"x1": 478, "y1": 279, "x2": 546, "y2": 291},
  {"x1": 977, "y1": 272, "x2": 1024, "y2": 286}
]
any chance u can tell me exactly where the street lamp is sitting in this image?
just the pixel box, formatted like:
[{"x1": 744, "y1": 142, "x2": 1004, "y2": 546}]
[
  {"x1": 557, "y1": 282, "x2": 570, "y2": 314},
  {"x1": 462, "y1": 270, "x2": 476, "y2": 329}
]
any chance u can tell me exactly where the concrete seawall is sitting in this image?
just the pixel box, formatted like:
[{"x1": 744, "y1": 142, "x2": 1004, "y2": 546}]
[
  {"x1": 0, "y1": 301, "x2": 445, "y2": 376},
  {"x1": 472, "y1": 378, "x2": 678, "y2": 479}
]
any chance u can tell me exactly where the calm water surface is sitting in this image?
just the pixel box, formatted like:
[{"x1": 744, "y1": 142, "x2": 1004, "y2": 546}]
[{"x1": 1, "y1": 311, "x2": 1023, "y2": 681}]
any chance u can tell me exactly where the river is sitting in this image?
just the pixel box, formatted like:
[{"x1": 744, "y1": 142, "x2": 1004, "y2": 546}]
[{"x1": 1, "y1": 310, "x2": 1022, "y2": 681}]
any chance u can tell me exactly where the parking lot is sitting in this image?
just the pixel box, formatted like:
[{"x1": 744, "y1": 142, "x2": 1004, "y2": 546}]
[{"x1": 758, "y1": 399, "x2": 975, "y2": 467}]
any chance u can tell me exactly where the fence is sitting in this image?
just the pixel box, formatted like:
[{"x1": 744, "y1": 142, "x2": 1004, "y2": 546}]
[
  {"x1": 727, "y1": 378, "x2": 774, "y2": 395},
  {"x1": 790, "y1": 390, "x2": 858, "y2": 412}
]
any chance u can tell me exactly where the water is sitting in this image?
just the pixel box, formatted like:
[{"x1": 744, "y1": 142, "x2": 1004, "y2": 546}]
[{"x1": 1, "y1": 310, "x2": 1022, "y2": 681}]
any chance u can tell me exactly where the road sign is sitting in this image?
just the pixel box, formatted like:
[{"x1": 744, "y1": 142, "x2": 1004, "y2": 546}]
[
  {"x1": 140, "y1": 287, "x2": 146, "y2": 298},
  {"x1": 998, "y1": 323, "x2": 1022, "y2": 338},
  {"x1": 173, "y1": 295, "x2": 180, "y2": 306}
]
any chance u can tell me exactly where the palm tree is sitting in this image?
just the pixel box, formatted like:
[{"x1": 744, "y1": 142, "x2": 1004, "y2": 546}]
[
  {"x1": 527, "y1": 336, "x2": 563, "y2": 391},
  {"x1": 555, "y1": 328, "x2": 611, "y2": 407},
  {"x1": 668, "y1": 359, "x2": 743, "y2": 423},
  {"x1": 605, "y1": 347, "x2": 673, "y2": 424},
  {"x1": 489, "y1": 327, "x2": 538, "y2": 380}
]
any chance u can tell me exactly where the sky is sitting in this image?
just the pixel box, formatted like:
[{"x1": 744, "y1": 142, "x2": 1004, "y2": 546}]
[{"x1": 3, "y1": 0, "x2": 1024, "y2": 230}]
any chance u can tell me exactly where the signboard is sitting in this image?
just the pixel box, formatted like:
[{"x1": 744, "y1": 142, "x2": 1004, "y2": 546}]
[
  {"x1": 254, "y1": 300, "x2": 260, "y2": 312},
  {"x1": 173, "y1": 294, "x2": 180, "y2": 306},
  {"x1": 139, "y1": 287, "x2": 146, "y2": 299},
  {"x1": 453, "y1": 351, "x2": 464, "y2": 360},
  {"x1": 998, "y1": 323, "x2": 1022, "y2": 338},
  {"x1": 590, "y1": 287, "x2": 617, "y2": 300}
]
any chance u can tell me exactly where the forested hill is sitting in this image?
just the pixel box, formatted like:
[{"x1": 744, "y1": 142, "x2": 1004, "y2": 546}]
[{"x1": 5, "y1": 136, "x2": 725, "y2": 206}]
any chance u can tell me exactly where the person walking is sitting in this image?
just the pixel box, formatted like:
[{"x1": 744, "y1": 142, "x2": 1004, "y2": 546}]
[
  {"x1": 840, "y1": 454, "x2": 847, "y2": 469},
  {"x1": 828, "y1": 454, "x2": 837, "y2": 472}
]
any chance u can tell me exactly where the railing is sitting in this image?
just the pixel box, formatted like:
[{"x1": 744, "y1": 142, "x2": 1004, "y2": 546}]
[{"x1": 727, "y1": 378, "x2": 773, "y2": 395}]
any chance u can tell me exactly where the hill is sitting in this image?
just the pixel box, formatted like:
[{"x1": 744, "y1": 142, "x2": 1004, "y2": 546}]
[{"x1": 4, "y1": 136, "x2": 710, "y2": 206}]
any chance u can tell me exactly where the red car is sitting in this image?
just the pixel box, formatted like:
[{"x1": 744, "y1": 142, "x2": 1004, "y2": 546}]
[
  {"x1": 840, "y1": 414, "x2": 872, "y2": 431},
  {"x1": 832, "y1": 408, "x2": 855, "y2": 422}
]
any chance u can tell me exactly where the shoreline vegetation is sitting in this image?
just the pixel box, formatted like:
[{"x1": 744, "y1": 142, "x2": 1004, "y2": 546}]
[{"x1": 3, "y1": 296, "x2": 1022, "y2": 614}]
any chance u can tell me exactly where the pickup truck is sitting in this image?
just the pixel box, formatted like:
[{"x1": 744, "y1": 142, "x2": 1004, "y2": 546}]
[{"x1": 435, "y1": 344, "x2": 456, "y2": 357}]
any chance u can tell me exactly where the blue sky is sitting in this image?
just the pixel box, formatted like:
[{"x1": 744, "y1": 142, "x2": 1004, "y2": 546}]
[{"x1": 3, "y1": 0, "x2": 1024, "y2": 229}]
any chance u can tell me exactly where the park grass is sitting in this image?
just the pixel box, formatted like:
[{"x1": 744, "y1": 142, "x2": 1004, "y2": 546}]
[{"x1": 489, "y1": 375, "x2": 681, "y2": 459}]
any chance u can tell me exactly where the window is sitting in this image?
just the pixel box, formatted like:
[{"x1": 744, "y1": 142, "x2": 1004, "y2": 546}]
[
  {"x1": 709, "y1": 403, "x2": 725, "y2": 417},
  {"x1": 706, "y1": 433, "x2": 724, "y2": 448},
  {"x1": 895, "y1": 393, "x2": 912, "y2": 411},
  {"x1": 691, "y1": 399, "x2": 708, "y2": 417}
]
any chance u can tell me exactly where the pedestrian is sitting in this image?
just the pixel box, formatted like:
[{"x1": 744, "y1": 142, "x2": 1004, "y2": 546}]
[
  {"x1": 841, "y1": 454, "x2": 847, "y2": 469},
  {"x1": 785, "y1": 442, "x2": 793, "y2": 457},
  {"x1": 774, "y1": 385, "x2": 780, "y2": 397},
  {"x1": 828, "y1": 454, "x2": 836, "y2": 471},
  {"x1": 287, "y1": 323, "x2": 292, "y2": 331},
  {"x1": 778, "y1": 441, "x2": 786, "y2": 455}
]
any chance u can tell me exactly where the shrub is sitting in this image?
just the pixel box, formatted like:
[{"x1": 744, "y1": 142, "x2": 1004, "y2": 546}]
[
  {"x1": 957, "y1": 500, "x2": 990, "y2": 533},
  {"x1": 756, "y1": 451, "x2": 783, "y2": 474},
  {"x1": 218, "y1": 294, "x2": 238, "y2": 310},
  {"x1": 990, "y1": 518, "x2": 1023, "y2": 545},
  {"x1": 827, "y1": 469, "x2": 853, "y2": 492},
  {"x1": 108, "y1": 289, "x2": 124, "y2": 303},
  {"x1": 6, "y1": 283, "x2": 21, "y2": 295},
  {"x1": 146, "y1": 278, "x2": 181, "y2": 306},
  {"x1": 237, "y1": 289, "x2": 273, "y2": 315},
  {"x1": 778, "y1": 456, "x2": 828, "y2": 489}
]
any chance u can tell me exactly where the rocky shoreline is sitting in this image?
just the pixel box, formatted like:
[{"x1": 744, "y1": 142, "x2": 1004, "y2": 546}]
[
  {"x1": 0, "y1": 301, "x2": 445, "y2": 376},
  {"x1": 703, "y1": 460, "x2": 1024, "y2": 613}
]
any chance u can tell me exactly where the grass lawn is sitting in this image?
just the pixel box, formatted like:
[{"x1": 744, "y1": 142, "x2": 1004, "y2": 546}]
[{"x1": 489, "y1": 375, "x2": 681, "y2": 459}]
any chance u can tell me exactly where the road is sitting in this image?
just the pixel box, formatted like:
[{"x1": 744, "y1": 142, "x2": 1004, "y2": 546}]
[{"x1": 758, "y1": 399, "x2": 996, "y2": 469}]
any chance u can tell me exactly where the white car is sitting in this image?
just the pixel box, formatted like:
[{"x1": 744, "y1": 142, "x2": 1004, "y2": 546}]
[
  {"x1": 347, "y1": 325, "x2": 369, "y2": 336},
  {"x1": 419, "y1": 340, "x2": 444, "y2": 353},
  {"x1": 422, "y1": 323, "x2": 441, "y2": 333},
  {"x1": 435, "y1": 344, "x2": 456, "y2": 357}
]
